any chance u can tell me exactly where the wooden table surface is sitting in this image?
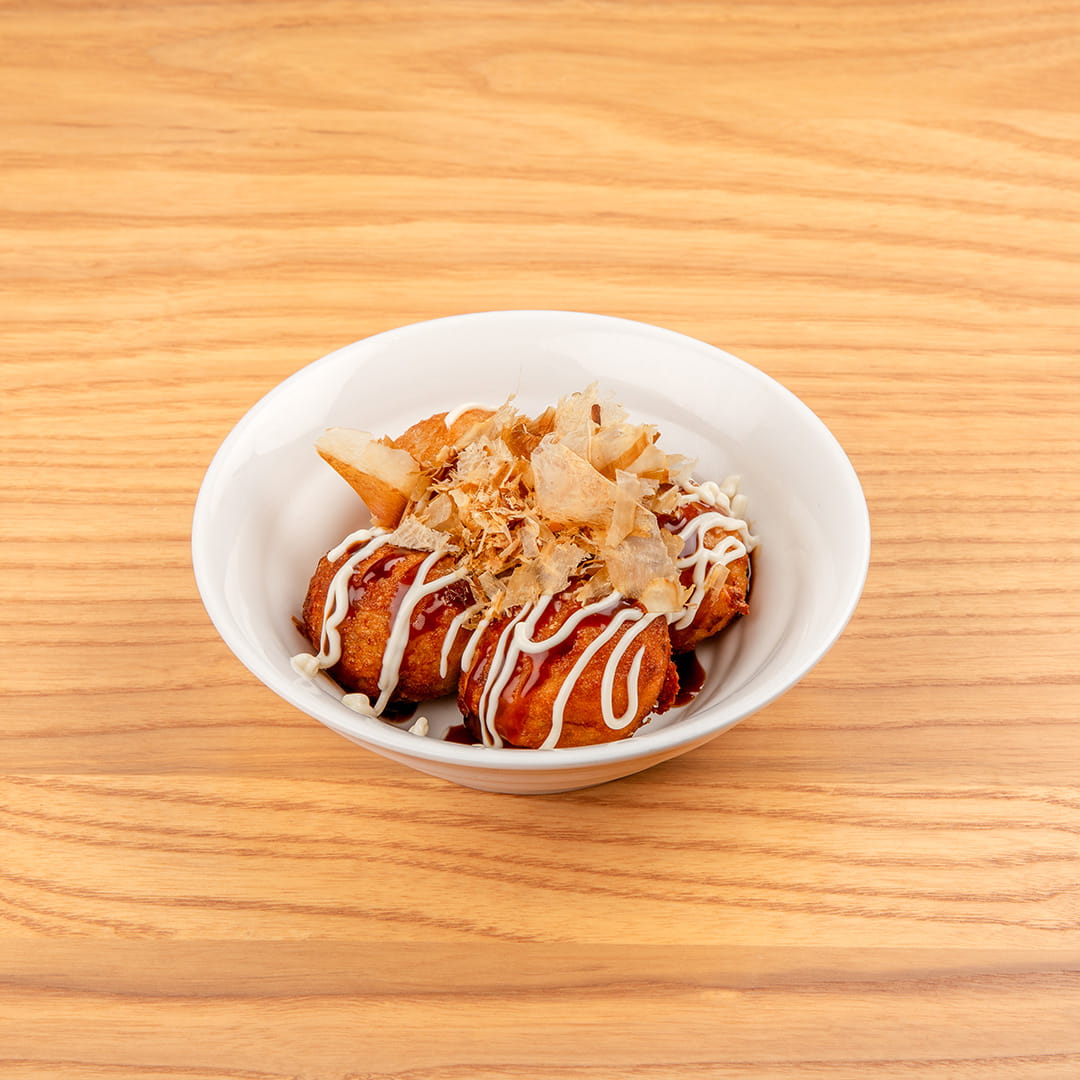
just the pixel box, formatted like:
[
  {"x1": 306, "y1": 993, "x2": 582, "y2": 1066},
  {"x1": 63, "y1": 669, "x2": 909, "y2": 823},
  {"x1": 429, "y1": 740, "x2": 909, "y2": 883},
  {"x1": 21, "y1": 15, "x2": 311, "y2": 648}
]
[{"x1": 4, "y1": 2, "x2": 1080, "y2": 1077}]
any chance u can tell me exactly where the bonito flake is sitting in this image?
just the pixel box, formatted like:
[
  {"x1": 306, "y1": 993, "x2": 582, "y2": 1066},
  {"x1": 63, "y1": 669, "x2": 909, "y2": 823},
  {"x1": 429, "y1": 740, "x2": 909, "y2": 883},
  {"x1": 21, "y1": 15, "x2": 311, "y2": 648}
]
[{"x1": 318, "y1": 385, "x2": 697, "y2": 613}]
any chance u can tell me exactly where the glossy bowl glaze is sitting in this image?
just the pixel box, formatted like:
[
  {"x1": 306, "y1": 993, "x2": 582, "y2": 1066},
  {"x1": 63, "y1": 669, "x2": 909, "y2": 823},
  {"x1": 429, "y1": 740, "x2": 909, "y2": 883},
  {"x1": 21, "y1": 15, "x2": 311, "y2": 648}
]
[{"x1": 192, "y1": 311, "x2": 870, "y2": 793}]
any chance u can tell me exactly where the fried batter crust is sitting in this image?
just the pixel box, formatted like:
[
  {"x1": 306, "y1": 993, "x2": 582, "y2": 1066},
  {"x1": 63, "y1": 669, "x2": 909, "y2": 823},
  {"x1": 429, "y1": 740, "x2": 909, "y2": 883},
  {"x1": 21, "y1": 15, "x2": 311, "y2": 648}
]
[
  {"x1": 458, "y1": 598, "x2": 677, "y2": 749},
  {"x1": 667, "y1": 500, "x2": 751, "y2": 653},
  {"x1": 300, "y1": 544, "x2": 473, "y2": 703},
  {"x1": 393, "y1": 408, "x2": 495, "y2": 471}
]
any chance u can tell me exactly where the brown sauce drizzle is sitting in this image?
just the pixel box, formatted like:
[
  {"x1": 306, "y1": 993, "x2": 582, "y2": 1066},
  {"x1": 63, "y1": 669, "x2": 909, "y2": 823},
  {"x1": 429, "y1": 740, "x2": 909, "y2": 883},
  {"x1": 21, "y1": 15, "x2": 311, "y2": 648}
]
[
  {"x1": 411, "y1": 578, "x2": 472, "y2": 636},
  {"x1": 444, "y1": 722, "x2": 481, "y2": 745},
  {"x1": 381, "y1": 700, "x2": 419, "y2": 721},
  {"x1": 478, "y1": 595, "x2": 633, "y2": 745},
  {"x1": 301, "y1": 546, "x2": 472, "y2": 709},
  {"x1": 672, "y1": 650, "x2": 706, "y2": 708},
  {"x1": 346, "y1": 548, "x2": 468, "y2": 649},
  {"x1": 347, "y1": 550, "x2": 410, "y2": 614},
  {"x1": 658, "y1": 498, "x2": 704, "y2": 533}
]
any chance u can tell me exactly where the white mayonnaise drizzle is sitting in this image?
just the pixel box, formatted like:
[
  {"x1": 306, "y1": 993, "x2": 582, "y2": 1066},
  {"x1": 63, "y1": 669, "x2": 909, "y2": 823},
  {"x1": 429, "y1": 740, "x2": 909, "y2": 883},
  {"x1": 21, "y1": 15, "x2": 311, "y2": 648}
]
[
  {"x1": 440, "y1": 601, "x2": 484, "y2": 679},
  {"x1": 677, "y1": 477, "x2": 758, "y2": 548},
  {"x1": 465, "y1": 593, "x2": 665, "y2": 749},
  {"x1": 472, "y1": 603, "x2": 539, "y2": 748},
  {"x1": 291, "y1": 527, "x2": 468, "y2": 715},
  {"x1": 460, "y1": 603, "x2": 500, "y2": 674},
  {"x1": 670, "y1": 478, "x2": 757, "y2": 631},
  {"x1": 291, "y1": 527, "x2": 391, "y2": 675},
  {"x1": 598, "y1": 614, "x2": 658, "y2": 730},
  {"x1": 373, "y1": 550, "x2": 467, "y2": 713},
  {"x1": 443, "y1": 402, "x2": 489, "y2": 427},
  {"x1": 547, "y1": 607, "x2": 659, "y2": 745},
  {"x1": 341, "y1": 692, "x2": 378, "y2": 715}
]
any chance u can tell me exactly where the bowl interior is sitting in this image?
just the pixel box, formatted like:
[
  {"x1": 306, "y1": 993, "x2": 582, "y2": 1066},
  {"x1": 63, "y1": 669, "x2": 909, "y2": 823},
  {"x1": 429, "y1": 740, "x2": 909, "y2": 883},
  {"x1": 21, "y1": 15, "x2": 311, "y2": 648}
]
[{"x1": 193, "y1": 311, "x2": 869, "y2": 772}]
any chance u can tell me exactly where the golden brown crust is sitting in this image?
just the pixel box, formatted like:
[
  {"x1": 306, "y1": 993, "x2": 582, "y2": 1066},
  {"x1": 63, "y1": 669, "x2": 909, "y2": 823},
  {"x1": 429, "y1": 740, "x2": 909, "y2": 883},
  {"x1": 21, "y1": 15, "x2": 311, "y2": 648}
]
[
  {"x1": 300, "y1": 545, "x2": 472, "y2": 702},
  {"x1": 669, "y1": 553, "x2": 750, "y2": 653},
  {"x1": 393, "y1": 409, "x2": 495, "y2": 471},
  {"x1": 665, "y1": 500, "x2": 751, "y2": 653},
  {"x1": 457, "y1": 598, "x2": 676, "y2": 749}
]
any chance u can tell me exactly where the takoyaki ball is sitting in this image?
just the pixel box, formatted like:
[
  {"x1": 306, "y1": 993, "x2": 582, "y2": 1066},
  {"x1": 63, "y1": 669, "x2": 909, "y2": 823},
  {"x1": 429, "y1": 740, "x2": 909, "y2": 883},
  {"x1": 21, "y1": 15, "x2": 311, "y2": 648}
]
[
  {"x1": 665, "y1": 499, "x2": 751, "y2": 654},
  {"x1": 458, "y1": 595, "x2": 679, "y2": 749},
  {"x1": 393, "y1": 407, "x2": 495, "y2": 471},
  {"x1": 300, "y1": 544, "x2": 473, "y2": 703}
]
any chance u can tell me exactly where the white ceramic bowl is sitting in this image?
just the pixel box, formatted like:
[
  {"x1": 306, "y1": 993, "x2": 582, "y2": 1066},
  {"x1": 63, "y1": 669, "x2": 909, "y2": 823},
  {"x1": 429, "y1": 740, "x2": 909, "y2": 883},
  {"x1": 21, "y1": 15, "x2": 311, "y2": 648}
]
[{"x1": 192, "y1": 311, "x2": 870, "y2": 794}]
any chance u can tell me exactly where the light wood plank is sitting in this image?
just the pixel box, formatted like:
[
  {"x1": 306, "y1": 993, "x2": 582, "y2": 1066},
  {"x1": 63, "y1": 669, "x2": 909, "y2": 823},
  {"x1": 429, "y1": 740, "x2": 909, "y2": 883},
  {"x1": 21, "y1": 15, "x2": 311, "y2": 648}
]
[{"x1": 3, "y1": 1, "x2": 1079, "y2": 1076}]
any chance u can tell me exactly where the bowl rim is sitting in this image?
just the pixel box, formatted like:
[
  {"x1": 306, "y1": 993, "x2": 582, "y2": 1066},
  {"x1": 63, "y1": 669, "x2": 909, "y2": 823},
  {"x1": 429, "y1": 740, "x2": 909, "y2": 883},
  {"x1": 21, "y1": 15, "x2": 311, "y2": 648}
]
[{"x1": 192, "y1": 309, "x2": 871, "y2": 773}]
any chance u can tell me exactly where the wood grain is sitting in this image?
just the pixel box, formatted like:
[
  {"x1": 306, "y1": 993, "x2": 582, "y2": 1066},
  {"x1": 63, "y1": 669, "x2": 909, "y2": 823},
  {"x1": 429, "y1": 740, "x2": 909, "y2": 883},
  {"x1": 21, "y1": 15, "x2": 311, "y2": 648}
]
[{"x1": 2, "y1": 1, "x2": 1080, "y2": 1077}]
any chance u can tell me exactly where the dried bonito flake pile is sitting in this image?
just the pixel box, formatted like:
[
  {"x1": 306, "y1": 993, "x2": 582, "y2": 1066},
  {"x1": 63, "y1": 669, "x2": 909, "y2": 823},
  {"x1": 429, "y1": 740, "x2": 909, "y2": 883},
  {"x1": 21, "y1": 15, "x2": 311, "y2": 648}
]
[{"x1": 316, "y1": 386, "x2": 701, "y2": 616}]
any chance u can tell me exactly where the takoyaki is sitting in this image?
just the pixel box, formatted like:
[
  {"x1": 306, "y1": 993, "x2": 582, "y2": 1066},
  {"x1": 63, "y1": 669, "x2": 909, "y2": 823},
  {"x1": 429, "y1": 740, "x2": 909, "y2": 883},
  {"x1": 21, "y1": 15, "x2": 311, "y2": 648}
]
[
  {"x1": 296, "y1": 535, "x2": 475, "y2": 709},
  {"x1": 290, "y1": 387, "x2": 758, "y2": 745},
  {"x1": 458, "y1": 592, "x2": 678, "y2": 749},
  {"x1": 663, "y1": 489, "x2": 752, "y2": 654}
]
